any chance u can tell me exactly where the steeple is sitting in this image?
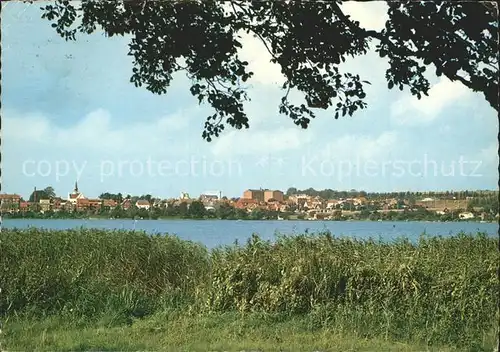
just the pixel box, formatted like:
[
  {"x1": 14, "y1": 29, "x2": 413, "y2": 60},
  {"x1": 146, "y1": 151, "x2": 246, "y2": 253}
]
[{"x1": 74, "y1": 181, "x2": 79, "y2": 193}]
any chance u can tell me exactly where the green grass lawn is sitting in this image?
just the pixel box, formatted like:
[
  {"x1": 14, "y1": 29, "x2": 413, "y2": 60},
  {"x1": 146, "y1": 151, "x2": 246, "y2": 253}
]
[{"x1": 3, "y1": 312, "x2": 475, "y2": 352}]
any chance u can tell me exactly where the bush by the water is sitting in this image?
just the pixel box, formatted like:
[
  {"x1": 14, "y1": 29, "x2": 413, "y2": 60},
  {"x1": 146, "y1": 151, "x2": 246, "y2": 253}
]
[{"x1": 1, "y1": 228, "x2": 498, "y2": 349}]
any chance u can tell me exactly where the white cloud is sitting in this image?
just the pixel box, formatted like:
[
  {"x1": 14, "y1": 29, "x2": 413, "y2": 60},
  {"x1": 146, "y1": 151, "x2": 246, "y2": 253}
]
[
  {"x1": 318, "y1": 131, "x2": 399, "y2": 161},
  {"x1": 340, "y1": 1, "x2": 389, "y2": 31},
  {"x1": 439, "y1": 124, "x2": 452, "y2": 134},
  {"x1": 238, "y1": 33, "x2": 285, "y2": 86},
  {"x1": 210, "y1": 127, "x2": 313, "y2": 157},
  {"x1": 3, "y1": 108, "x2": 196, "y2": 156},
  {"x1": 476, "y1": 143, "x2": 499, "y2": 168},
  {"x1": 3, "y1": 111, "x2": 51, "y2": 142},
  {"x1": 390, "y1": 77, "x2": 471, "y2": 125}
]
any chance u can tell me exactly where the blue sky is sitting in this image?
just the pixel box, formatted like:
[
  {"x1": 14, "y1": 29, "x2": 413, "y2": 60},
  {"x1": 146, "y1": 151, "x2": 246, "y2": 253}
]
[{"x1": 2, "y1": 1, "x2": 498, "y2": 200}]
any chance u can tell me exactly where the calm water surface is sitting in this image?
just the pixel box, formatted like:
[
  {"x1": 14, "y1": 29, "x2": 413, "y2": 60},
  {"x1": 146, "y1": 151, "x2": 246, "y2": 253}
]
[{"x1": 3, "y1": 219, "x2": 497, "y2": 249}]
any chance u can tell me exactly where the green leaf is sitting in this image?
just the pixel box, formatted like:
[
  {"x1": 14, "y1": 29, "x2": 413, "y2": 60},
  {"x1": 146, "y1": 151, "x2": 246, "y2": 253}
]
[{"x1": 38, "y1": 0, "x2": 499, "y2": 142}]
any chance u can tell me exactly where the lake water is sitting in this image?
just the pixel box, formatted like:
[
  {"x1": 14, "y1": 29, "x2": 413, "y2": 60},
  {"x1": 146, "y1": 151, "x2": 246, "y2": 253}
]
[{"x1": 3, "y1": 219, "x2": 497, "y2": 249}]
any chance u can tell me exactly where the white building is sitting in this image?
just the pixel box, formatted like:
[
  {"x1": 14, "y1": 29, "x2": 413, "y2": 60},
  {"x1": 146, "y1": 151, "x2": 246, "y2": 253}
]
[
  {"x1": 136, "y1": 200, "x2": 151, "y2": 210},
  {"x1": 459, "y1": 212, "x2": 474, "y2": 220},
  {"x1": 68, "y1": 181, "x2": 85, "y2": 205}
]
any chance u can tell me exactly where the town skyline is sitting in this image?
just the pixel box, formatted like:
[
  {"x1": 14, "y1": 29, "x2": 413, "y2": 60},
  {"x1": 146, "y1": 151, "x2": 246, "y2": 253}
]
[
  {"x1": 2, "y1": 2, "x2": 498, "y2": 201},
  {"x1": 2, "y1": 180, "x2": 498, "y2": 204},
  {"x1": 2, "y1": 182, "x2": 497, "y2": 222}
]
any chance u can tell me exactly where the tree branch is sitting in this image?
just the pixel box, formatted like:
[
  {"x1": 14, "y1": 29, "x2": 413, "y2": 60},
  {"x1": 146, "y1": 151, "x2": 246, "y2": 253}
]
[
  {"x1": 230, "y1": 1, "x2": 280, "y2": 64},
  {"x1": 331, "y1": 2, "x2": 382, "y2": 40},
  {"x1": 449, "y1": 73, "x2": 475, "y2": 90}
]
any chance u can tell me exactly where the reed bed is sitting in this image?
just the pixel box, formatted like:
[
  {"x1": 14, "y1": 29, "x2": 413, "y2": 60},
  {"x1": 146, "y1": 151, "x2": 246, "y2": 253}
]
[{"x1": 0, "y1": 228, "x2": 498, "y2": 349}]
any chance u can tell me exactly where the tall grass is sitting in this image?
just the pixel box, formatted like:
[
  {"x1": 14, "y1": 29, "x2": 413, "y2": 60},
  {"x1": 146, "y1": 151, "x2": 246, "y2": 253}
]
[
  {"x1": 206, "y1": 233, "x2": 499, "y2": 348},
  {"x1": 1, "y1": 228, "x2": 498, "y2": 349},
  {"x1": 0, "y1": 228, "x2": 210, "y2": 321}
]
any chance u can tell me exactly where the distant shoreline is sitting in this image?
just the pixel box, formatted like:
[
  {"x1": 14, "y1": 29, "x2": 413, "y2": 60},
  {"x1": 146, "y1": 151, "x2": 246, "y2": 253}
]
[{"x1": 2, "y1": 217, "x2": 496, "y2": 224}]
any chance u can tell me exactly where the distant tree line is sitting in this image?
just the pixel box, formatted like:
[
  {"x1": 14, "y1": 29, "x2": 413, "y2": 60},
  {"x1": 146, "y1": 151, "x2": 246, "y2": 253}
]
[
  {"x1": 28, "y1": 187, "x2": 56, "y2": 202},
  {"x1": 467, "y1": 195, "x2": 499, "y2": 214},
  {"x1": 285, "y1": 188, "x2": 498, "y2": 201},
  {"x1": 99, "y1": 193, "x2": 155, "y2": 204},
  {"x1": 21, "y1": 186, "x2": 498, "y2": 205}
]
